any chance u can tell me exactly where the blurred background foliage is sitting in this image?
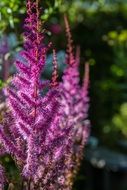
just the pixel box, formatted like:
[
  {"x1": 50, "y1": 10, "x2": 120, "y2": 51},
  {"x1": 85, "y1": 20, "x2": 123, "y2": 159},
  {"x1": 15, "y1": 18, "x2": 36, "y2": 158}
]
[{"x1": 1, "y1": 0, "x2": 127, "y2": 158}]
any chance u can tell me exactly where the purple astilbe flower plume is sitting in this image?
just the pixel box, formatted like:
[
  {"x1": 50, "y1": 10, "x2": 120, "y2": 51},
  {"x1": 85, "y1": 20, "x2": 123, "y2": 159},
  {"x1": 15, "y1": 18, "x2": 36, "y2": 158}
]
[
  {"x1": 0, "y1": 0, "x2": 90, "y2": 189},
  {"x1": 56, "y1": 15, "x2": 90, "y2": 189},
  {"x1": 51, "y1": 49, "x2": 59, "y2": 87},
  {"x1": 0, "y1": 0, "x2": 64, "y2": 188},
  {"x1": 0, "y1": 164, "x2": 6, "y2": 189}
]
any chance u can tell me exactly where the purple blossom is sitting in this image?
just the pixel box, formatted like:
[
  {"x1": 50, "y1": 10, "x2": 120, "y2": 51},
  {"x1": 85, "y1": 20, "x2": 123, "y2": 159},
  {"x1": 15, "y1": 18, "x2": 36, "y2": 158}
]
[
  {"x1": 0, "y1": 1, "x2": 90, "y2": 189},
  {"x1": 56, "y1": 16, "x2": 90, "y2": 189},
  {"x1": 0, "y1": 164, "x2": 6, "y2": 189},
  {"x1": 50, "y1": 24, "x2": 62, "y2": 34}
]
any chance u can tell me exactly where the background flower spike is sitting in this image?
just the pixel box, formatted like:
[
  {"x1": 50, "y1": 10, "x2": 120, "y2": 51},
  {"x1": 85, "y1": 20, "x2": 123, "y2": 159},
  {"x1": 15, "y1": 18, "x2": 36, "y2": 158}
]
[
  {"x1": 51, "y1": 49, "x2": 59, "y2": 87},
  {"x1": 64, "y1": 14, "x2": 75, "y2": 66}
]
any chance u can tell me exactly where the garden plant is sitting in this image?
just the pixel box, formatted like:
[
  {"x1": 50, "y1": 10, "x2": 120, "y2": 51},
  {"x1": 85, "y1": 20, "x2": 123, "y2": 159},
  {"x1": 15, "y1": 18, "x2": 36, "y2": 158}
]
[{"x1": 0, "y1": 0, "x2": 90, "y2": 189}]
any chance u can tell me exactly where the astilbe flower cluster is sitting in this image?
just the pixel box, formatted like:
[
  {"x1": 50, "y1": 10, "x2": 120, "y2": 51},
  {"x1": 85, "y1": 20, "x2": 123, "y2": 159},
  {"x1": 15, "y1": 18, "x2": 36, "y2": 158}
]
[
  {"x1": 0, "y1": 0, "x2": 90, "y2": 189},
  {"x1": 57, "y1": 16, "x2": 90, "y2": 189}
]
